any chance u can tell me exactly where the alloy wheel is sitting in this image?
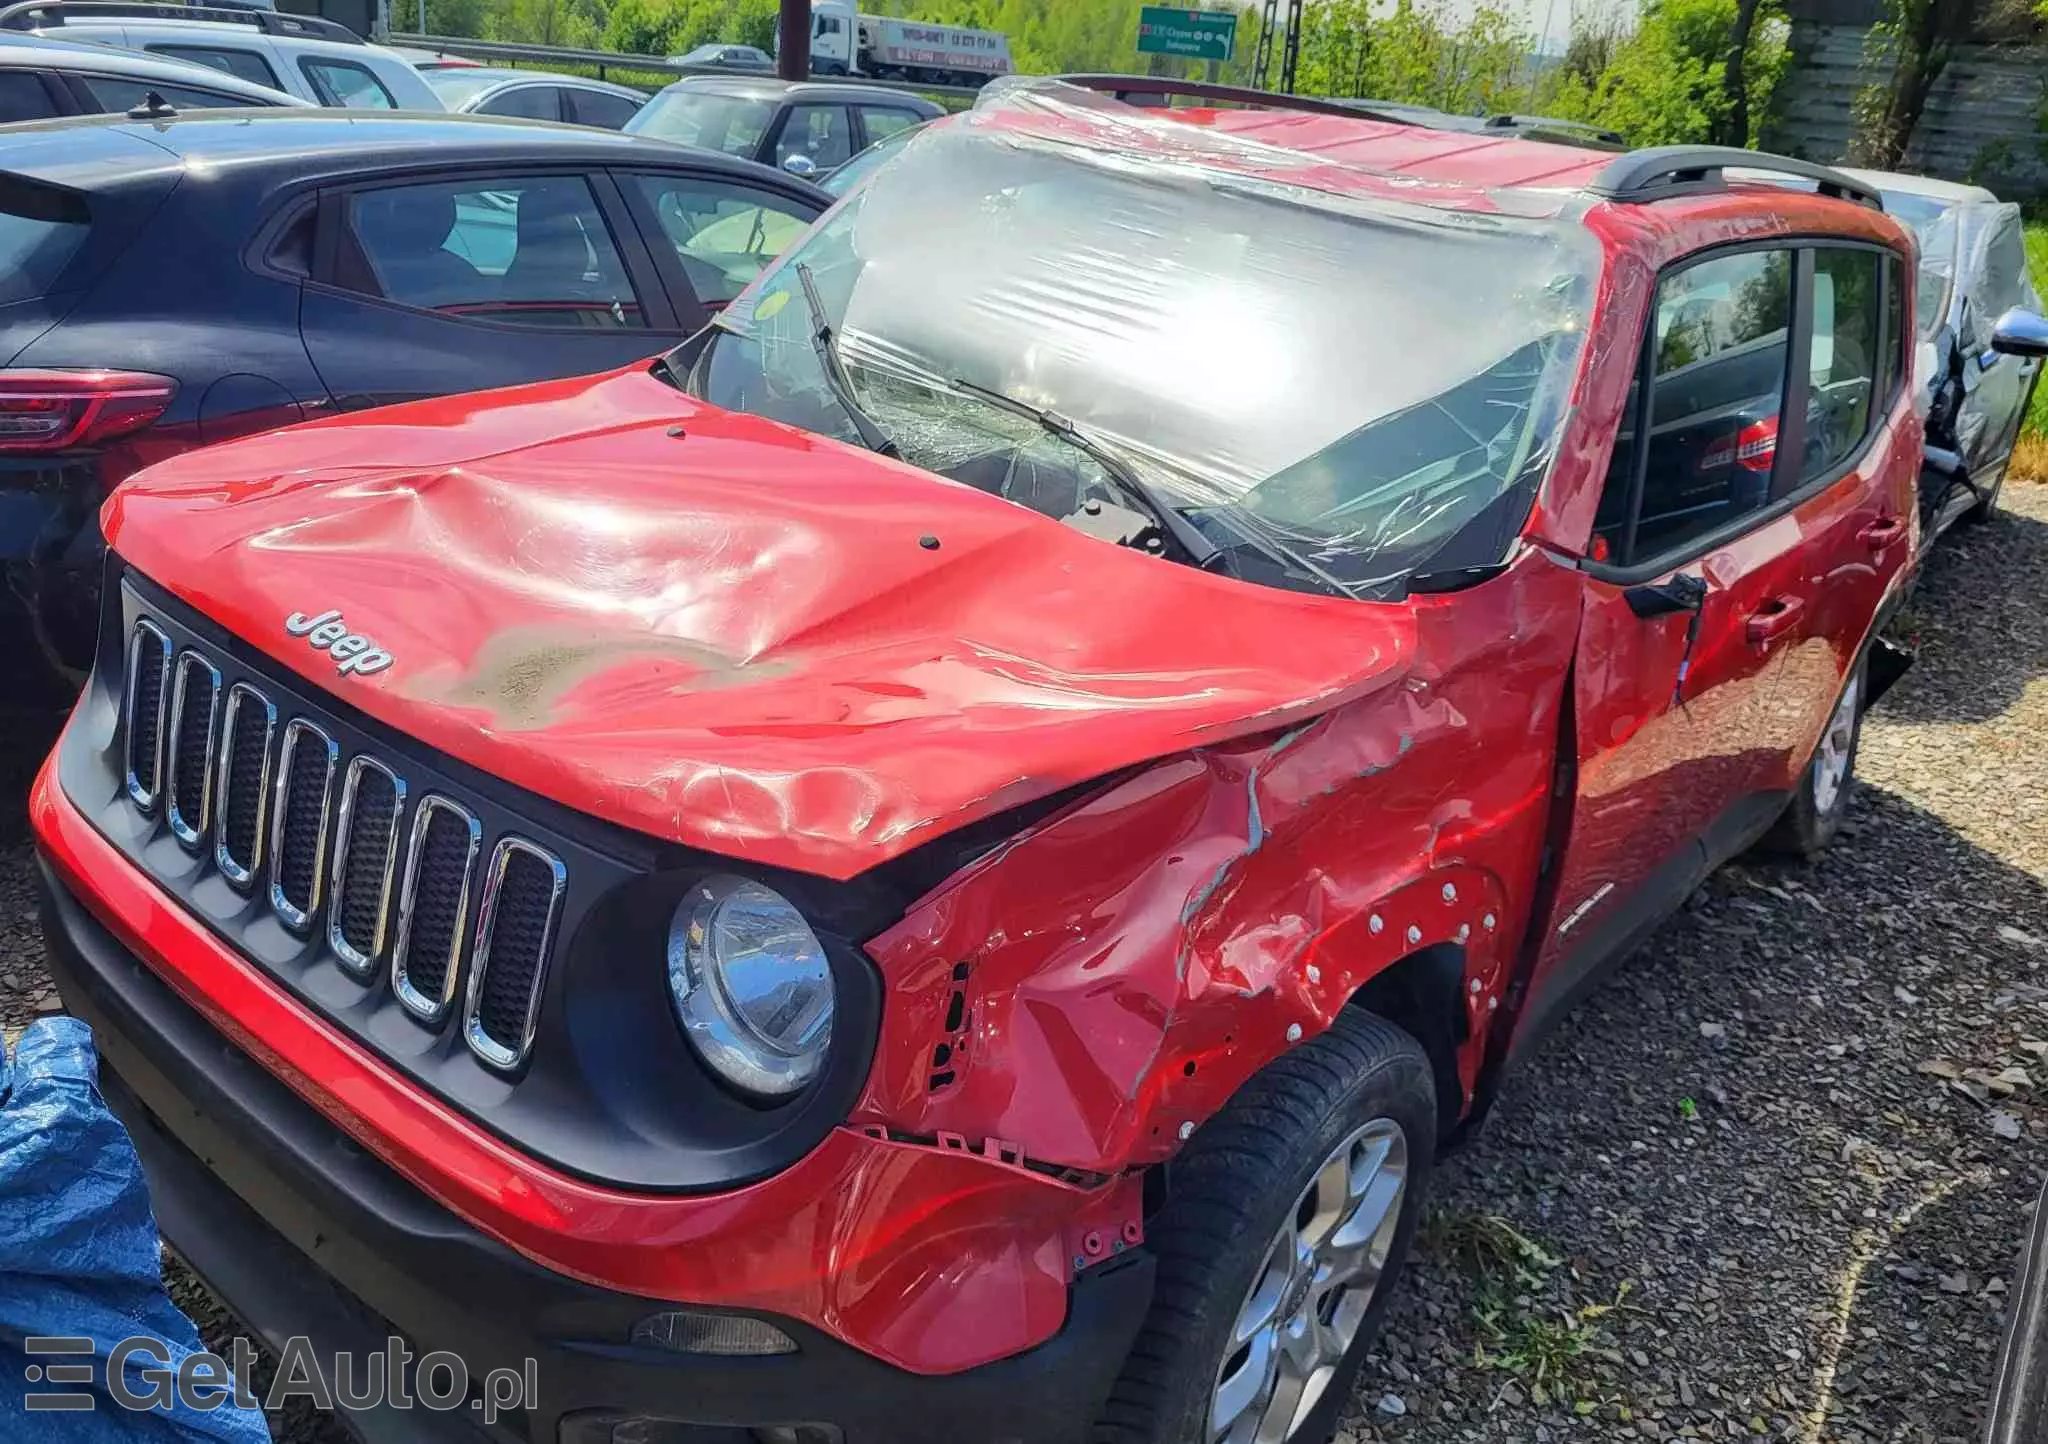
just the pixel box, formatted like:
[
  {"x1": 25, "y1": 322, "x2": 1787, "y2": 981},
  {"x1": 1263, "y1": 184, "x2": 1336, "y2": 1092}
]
[
  {"x1": 1813, "y1": 670, "x2": 1861, "y2": 816},
  {"x1": 1210, "y1": 1118, "x2": 1408, "y2": 1444}
]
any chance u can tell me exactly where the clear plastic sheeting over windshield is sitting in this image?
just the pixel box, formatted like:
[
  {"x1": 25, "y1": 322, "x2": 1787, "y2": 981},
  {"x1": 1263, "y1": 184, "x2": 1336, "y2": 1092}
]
[
  {"x1": 683, "y1": 81, "x2": 1600, "y2": 598},
  {"x1": 1962, "y1": 203, "x2": 2041, "y2": 353}
]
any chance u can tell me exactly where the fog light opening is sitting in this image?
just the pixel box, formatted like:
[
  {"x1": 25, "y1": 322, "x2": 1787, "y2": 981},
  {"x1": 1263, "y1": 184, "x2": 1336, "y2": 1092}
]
[{"x1": 629, "y1": 1310, "x2": 799, "y2": 1357}]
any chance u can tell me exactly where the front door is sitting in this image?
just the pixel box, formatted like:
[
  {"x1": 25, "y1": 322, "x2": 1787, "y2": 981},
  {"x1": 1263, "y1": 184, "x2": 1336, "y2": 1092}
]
[{"x1": 1520, "y1": 244, "x2": 1819, "y2": 1038}]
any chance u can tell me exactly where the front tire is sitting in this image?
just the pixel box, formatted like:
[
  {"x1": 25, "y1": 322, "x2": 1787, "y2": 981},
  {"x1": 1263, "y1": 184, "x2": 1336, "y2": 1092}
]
[
  {"x1": 1760, "y1": 655, "x2": 1865, "y2": 860},
  {"x1": 1096, "y1": 1010, "x2": 1435, "y2": 1444}
]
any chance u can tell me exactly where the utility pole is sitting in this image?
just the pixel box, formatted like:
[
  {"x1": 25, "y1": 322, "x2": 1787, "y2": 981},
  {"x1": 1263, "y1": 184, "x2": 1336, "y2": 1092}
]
[
  {"x1": 777, "y1": 0, "x2": 810, "y2": 80},
  {"x1": 1250, "y1": 0, "x2": 1277, "y2": 88},
  {"x1": 1277, "y1": 0, "x2": 1302, "y2": 93}
]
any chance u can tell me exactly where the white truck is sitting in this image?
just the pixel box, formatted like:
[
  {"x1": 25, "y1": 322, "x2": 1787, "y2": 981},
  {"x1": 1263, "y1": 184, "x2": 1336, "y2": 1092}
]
[{"x1": 800, "y1": 0, "x2": 1012, "y2": 87}]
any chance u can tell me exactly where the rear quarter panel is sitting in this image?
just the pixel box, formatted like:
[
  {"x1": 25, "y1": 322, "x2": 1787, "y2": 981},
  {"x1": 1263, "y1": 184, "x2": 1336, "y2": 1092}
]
[{"x1": 19, "y1": 187, "x2": 325, "y2": 441}]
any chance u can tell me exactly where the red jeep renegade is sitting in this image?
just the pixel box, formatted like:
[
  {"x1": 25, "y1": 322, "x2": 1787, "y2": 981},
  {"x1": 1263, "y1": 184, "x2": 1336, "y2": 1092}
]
[{"x1": 34, "y1": 78, "x2": 1919, "y2": 1444}]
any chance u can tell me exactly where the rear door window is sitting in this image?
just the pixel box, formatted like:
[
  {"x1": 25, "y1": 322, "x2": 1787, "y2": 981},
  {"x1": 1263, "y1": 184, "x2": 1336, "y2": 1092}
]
[
  {"x1": 855, "y1": 105, "x2": 923, "y2": 145},
  {"x1": 80, "y1": 74, "x2": 272, "y2": 111},
  {"x1": 1595, "y1": 249, "x2": 1795, "y2": 564},
  {"x1": 338, "y1": 174, "x2": 645, "y2": 329},
  {"x1": 773, "y1": 103, "x2": 853, "y2": 170},
  {"x1": 147, "y1": 43, "x2": 281, "y2": 89},
  {"x1": 1799, "y1": 248, "x2": 1881, "y2": 483},
  {"x1": 300, "y1": 58, "x2": 395, "y2": 109},
  {"x1": 565, "y1": 86, "x2": 638, "y2": 130},
  {"x1": 479, "y1": 85, "x2": 560, "y2": 121},
  {"x1": 624, "y1": 173, "x2": 817, "y2": 307},
  {"x1": 0, "y1": 178, "x2": 88, "y2": 305},
  {"x1": 0, "y1": 71, "x2": 64, "y2": 122}
]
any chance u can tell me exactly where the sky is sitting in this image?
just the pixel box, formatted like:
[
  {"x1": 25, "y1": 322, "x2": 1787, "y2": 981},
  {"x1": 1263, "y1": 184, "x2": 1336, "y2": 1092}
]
[{"x1": 1432, "y1": 0, "x2": 1633, "y2": 52}]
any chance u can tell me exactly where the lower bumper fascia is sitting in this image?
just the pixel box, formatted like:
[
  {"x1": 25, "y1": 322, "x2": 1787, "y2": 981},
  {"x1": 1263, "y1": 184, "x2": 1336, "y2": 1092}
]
[{"x1": 36, "y1": 854, "x2": 1155, "y2": 1444}]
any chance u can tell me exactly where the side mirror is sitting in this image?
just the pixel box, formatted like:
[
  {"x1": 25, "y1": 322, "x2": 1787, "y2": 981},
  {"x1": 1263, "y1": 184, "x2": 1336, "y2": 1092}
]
[
  {"x1": 1991, "y1": 307, "x2": 2048, "y2": 359},
  {"x1": 1624, "y1": 572, "x2": 1706, "y2": 619},
  {"x1": 782, "y1": 154, "x2": 818, "y2": 177}
]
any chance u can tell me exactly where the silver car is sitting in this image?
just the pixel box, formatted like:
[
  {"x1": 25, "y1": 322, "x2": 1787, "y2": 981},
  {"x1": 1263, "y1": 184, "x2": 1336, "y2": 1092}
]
[
  {"x1": 419, "y1": 65, "x2": 645, "y2": 129},
  {"x1": 1841, "y1": 168, "x2": 2045, "y2": 542},
  {"x1": 670, "y1": 42, "x2": 773, "y2": 73}
]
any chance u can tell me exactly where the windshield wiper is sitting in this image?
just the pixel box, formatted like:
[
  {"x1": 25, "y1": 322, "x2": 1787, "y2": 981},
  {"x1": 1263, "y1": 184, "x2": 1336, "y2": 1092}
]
[
  {"x1": 794, "y1": 262, "x2": 898, "y2": 459},
  {"x1": 946, "y1": 378, "x2": 1219, "y2": 569}
]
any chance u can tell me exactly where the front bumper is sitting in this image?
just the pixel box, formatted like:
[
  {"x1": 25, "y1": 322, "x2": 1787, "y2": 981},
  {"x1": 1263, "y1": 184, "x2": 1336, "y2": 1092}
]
[
  {"x1": 38, "y1": 855, "x2": 1154, "y2": 1444},
  {"x1": 1986, "y1": 1177, "x2": 2048, "y2": 1444}
]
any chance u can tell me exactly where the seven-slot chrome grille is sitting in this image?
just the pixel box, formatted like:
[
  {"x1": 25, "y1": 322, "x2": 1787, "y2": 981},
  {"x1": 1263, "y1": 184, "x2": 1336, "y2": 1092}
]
[{"x1": 120, "y1": 617, "x2": 567, "y2": 1072}]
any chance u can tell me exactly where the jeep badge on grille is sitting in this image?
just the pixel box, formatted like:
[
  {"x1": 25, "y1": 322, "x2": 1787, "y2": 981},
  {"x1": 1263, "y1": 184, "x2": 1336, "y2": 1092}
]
[{"x1": 285, "y1": 610, "x2": 394, "y2": 677}]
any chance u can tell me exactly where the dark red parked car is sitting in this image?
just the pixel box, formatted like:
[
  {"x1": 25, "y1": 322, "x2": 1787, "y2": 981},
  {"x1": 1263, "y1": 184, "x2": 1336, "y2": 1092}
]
[{"x1": 35, "y1": 79, "x2": 1926, "y2": 1444}]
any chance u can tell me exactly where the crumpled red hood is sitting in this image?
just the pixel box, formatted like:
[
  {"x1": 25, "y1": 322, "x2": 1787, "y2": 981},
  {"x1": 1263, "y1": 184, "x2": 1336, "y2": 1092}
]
[{"x1": 105, "y1": 367, "x2": 1414, "y2": 879}]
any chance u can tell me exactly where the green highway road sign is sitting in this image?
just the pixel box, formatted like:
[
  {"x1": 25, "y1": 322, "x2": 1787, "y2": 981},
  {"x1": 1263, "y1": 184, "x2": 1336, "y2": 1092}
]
[{"x1": 1136, "y1": 5, "x2": 1236, "y2": 62}]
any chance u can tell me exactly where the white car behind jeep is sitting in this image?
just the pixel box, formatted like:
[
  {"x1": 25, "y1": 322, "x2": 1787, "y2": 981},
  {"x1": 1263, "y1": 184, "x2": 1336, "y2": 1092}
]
[{"x1": 0, "y1": 1, "x2": 441, "y2": 109}]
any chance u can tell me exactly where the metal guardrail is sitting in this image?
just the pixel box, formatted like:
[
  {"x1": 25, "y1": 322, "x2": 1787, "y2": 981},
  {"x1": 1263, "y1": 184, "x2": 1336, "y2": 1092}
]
[{"x1": 387, "y1": 32, "x2": 984, "y2": 103}]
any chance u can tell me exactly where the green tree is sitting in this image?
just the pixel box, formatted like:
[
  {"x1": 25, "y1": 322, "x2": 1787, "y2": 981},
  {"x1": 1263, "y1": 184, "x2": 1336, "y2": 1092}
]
[
  {"x1": 440, "y1": 0, "x2": 1792, "y2": 158},
  {"x1": 601, "y1": 0, "x2": 772, "y2": 56},
  {"x1": 491, "y1": 0, "x2": 603, "y2": 47},
  {"x1": 421, "y1": 0, "x2": 491, "y2": 37},
  {"x1": 1718, "y1": 0, "x2": 1765, "y2": 145},
  {"x1": 1850, "y1": 0, "x2": 1971, "y2": 168},
  {"x1": 1543, "y1": 0, "x2": 1788, "y2": 148},
  {"x1": 1850, "y1": 0, "x2": 2038, "y2": 168}
]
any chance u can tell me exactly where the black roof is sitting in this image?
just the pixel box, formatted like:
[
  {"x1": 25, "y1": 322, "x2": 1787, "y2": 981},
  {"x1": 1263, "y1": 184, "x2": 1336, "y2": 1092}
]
[{"x1": 0, "y1": 108, "x2": 809, "y2": 192}]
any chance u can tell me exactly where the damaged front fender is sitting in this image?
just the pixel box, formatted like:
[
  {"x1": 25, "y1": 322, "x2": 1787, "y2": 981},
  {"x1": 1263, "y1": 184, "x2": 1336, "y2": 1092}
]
[{"x1": 856, "y1": 551, "x2": 1584, "y2": 1174}]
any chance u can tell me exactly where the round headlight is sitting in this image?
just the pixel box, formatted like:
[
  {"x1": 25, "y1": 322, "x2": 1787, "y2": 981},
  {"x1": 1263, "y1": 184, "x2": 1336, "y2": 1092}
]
[{"x1": 667, "y1": 875, "x2": 835, "y2": 1100}]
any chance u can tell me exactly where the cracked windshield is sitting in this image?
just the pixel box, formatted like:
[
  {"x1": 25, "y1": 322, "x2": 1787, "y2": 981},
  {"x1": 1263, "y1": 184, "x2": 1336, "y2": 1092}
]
[{"x1": 680, "y1": 105, "x2": 1600, "y2": 599}]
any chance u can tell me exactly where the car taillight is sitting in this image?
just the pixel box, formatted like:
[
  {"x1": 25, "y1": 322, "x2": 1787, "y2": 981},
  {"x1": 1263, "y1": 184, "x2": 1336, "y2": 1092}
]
[
  {"x1": 1736, "y1": 416, "x2": 1777, "y2": 473},
  {"x1": 0, "y1": 369, "x2": 176, "y2": 453}
]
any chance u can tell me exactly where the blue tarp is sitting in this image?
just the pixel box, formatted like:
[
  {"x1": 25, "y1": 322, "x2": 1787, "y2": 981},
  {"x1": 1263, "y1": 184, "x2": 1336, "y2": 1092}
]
[{"x1": 0, "y1": 1017, "x2": 268, "y2": 1441}]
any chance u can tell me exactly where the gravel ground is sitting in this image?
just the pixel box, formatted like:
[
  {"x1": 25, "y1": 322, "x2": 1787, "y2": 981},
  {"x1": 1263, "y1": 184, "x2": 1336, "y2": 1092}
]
[
  {"x1": 1, "y1": 483, "x2": 2044, "y2": 1444},
  {"x1": 1341, "y1": 478, "x2": 2048, "y2": 1443}
]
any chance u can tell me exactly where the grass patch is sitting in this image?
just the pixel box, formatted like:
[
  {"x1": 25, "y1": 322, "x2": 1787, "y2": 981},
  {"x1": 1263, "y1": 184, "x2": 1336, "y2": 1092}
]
[
  {"x1": 1473, "y1": 1281, "x2": 1635, "y2": 1410},
  {"x1": 1427, "y1": 1209, "x2": 1561, "y2": 1285},
  {"x1": 2013, "y1": 431, "x2": 2048, "y2": 483},
  {"x1": 1423, "y1": 1209, "x2": 1635, "y2": 1410},
  {"x1": 2024, "y1": 219, "x2": 2048, "y2": 461}
]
